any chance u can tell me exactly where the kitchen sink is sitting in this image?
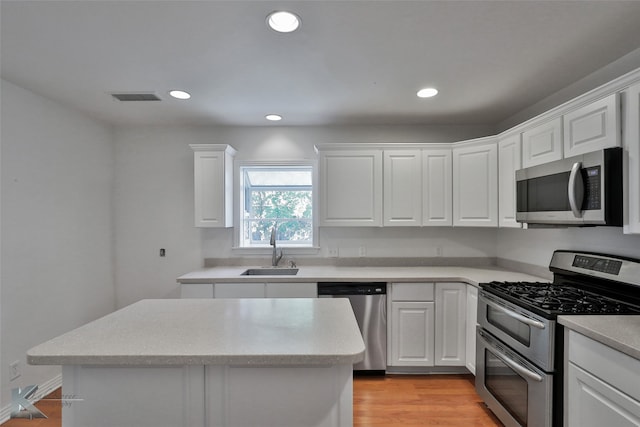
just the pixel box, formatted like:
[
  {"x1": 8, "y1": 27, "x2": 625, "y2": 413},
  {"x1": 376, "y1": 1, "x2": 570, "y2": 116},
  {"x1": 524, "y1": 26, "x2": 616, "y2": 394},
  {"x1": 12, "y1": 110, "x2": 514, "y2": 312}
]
[{"x1": 241, "y1": 268, "x2": 299, "y2": 276}]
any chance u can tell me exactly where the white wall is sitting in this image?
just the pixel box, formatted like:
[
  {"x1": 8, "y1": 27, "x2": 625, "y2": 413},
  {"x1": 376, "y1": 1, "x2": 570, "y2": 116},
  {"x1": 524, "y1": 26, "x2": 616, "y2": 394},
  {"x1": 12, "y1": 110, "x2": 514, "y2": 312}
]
[
  {"x1": 0, "y1": 80, "x2": 116, "y2": 410},
  {"x1": 112, "y1": 124, "x2": 496, "y2": 307},
  {"x1": 497, "y1": 227, "x2": 640, "y2": 268}
]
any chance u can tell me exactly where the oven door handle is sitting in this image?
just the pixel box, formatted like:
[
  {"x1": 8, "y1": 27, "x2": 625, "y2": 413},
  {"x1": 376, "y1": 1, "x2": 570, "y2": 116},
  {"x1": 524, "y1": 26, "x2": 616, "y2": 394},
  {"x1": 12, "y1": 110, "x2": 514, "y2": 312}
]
[
  {"x1": 485, "y1": 299, "x2": 546, "y2": 330},
  {"x1": 494, "y1": 349, "x2": 544, "y2": 383}
]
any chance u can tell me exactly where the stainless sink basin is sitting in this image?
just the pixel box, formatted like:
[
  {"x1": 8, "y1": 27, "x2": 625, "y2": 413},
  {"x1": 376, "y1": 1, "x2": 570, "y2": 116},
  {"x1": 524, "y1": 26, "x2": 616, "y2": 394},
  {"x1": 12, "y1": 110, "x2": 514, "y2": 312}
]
[{"x1": 241, "y1": 268, "x2": 299, "y2": 276}]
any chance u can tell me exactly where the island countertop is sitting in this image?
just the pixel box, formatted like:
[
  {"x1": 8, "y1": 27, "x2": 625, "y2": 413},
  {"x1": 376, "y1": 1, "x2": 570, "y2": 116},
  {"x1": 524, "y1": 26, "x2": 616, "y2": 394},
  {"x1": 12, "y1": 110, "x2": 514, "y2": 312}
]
[
  {"x1": 177, "y1": 265, "x2": 548, "y2": 285},
  {"x1": 27, "y1": 298, "x2": 365, "y2": 366}
]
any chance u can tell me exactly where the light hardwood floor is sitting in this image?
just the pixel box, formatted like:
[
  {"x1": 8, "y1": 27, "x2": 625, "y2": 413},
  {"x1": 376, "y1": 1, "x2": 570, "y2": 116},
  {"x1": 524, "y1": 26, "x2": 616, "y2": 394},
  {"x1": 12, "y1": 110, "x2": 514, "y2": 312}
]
[{"x1": 3, "y1": 374, "x2": 501, "y2": 426}]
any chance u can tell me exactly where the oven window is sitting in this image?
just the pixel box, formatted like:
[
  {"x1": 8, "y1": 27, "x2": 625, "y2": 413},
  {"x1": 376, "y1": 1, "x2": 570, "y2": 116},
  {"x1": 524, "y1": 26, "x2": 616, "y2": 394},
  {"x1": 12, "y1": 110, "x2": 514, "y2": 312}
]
[
  {"x1": 487, "y1": 305, "x2": 531, "y2": 346},
  {"x1": 485, "y1": 348, "x2": 528, "y2": 426}
]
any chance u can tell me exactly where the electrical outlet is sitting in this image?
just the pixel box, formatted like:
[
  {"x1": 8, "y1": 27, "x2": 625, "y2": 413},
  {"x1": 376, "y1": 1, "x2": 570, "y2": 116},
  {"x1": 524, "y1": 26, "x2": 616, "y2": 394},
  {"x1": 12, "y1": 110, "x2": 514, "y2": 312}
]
[
  {"x1": 358, "y1": 246, "x2": 366, "y2": 257},
  {"x1": 10, "y1": 360, "x2": 20, "y2": 381},
  {"x1": 328, "y1": 248, "x2": 339, "y2": 258},
  {"x1": 436, "y1": 246, "x2": 443, "y2": 257}
]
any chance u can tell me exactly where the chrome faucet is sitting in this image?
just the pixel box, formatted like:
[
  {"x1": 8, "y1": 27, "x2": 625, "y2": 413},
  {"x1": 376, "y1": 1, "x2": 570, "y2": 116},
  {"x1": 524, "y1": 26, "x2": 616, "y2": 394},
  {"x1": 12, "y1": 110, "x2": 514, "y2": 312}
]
[{"x1": 270, "y1": 224, "x2": 283, "y2": 267}]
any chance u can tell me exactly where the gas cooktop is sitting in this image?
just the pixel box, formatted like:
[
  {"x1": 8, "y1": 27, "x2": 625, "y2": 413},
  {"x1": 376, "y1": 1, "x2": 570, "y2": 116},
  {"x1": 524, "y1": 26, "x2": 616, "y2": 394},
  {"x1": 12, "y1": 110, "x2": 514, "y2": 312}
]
[{"x1": 481, "y1": 281, "x2": 640, "y2": 316}]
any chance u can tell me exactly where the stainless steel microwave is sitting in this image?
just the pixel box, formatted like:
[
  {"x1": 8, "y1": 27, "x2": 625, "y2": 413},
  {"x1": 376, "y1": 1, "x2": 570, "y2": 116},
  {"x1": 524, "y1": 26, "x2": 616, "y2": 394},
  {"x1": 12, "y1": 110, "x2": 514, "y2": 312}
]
[{"x1": 516, "y1": 147, "x2": 623, "y2": 226}]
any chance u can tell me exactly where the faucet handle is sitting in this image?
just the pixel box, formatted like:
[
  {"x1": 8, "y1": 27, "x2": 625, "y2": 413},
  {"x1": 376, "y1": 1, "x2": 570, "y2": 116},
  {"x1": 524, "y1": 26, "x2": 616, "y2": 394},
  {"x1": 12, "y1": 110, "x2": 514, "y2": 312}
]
[{"x1": 289, "y1": 260, "x2": 297, "y2": 268}]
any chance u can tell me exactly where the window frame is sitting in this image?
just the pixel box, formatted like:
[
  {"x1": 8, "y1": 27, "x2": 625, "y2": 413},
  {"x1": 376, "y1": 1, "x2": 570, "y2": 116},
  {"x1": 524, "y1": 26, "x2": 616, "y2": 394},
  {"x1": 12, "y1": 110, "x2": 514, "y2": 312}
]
[{"x1": 234, "y1": 159, "x2": 319, "y2": 253}]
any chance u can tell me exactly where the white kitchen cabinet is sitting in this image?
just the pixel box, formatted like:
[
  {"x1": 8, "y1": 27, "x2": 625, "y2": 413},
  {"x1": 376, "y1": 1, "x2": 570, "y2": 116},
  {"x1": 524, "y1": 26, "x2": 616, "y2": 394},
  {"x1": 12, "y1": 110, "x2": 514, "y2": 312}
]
[
  {"x1": 214, "y1": 283, "x2": 265, "y2": 298},
  {"x1": 452, "y1": 138, "x2": 498, "y2": 227},
  {"x1": 383, "y1": 149, "x2": 422, "y2": 226},
  {"x1": 317, "y1": 148, "x2": 383, "y2": 227},
  {"x1": 389, "y1": 301, "x2": 435, "y2": 367},
  {"x1": 522, "y1": 117, "x2": 563, "y2": 168},
  {"x1": 434, "y1": 282, "x2": 466, "y2": 366},
  {"x1": 388, "y1": 283, "x2": 436, "y2": 367},
  {"x1": 422, "y1": 148, "x2": 453, "y2": 226},
  {"x1": 498, "y1": 134, "x2": 522, "y2": 228},
  {"x1": 566, "y1": 330, "x2": 640, "y2": 427},
  {"x1": 182, "y1": 282, "x2": 317, "y2": 299},
  {"x1": 464, "y1": 285, "x2": 478, "y2": 375},
  {"x1": 190, "y1": 144, "x2": 236, "y2": 228},
  {"x1": 181, "y1": 283, "x2": 214, "y2": 298},
  {"x1": 624, "y1": 82, "x2": 640, "y2": 234},
  {"x1": 563, "y1": 93, "x2": 620, "y2": 157},
  {"x1": 265, "y1": 282, "x2": 317, "y2": 298}
]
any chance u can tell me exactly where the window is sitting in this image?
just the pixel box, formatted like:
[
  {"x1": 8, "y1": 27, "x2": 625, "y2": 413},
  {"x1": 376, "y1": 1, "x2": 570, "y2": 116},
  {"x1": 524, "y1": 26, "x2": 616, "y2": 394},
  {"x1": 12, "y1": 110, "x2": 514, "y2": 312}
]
[{"x1": 239, "y1": 164, "x2": 313, "y2": 248}]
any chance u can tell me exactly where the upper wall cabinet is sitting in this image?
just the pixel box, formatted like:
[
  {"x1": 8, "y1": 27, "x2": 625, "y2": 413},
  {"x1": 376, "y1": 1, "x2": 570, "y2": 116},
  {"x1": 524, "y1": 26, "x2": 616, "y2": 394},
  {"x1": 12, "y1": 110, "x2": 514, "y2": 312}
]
[
  {"x1": 563, "y1": 93, "x2": 620, "y2": 157},
  {"x1": 317, "y1": 148, "x2": 383, "y2": 227},
  {"x1": 623, "y1": 82, "x2": 640, "y2": 235},
  {"x1": 422, "y1": 149, "x2": 453, "y2": 226},
  {"x1": 384, "y1": 149, "x2": 422, "y2": 226},
  {"x1": 452, "y1": 138, "x2": 498, "y2": 227},
  {"x1": 190, "y1": 144, "x2": 236, "y2": 228},
  {"x1": 522, "y1": 117, "x2": 563, "y2": 168},
  {"x1": 498, "y1": 134, "x2": 522, "y2": 228}
]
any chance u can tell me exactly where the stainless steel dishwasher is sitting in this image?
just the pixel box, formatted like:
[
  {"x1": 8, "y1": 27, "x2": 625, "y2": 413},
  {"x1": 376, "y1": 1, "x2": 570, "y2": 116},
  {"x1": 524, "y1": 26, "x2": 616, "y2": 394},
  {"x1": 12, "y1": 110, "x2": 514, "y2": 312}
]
[{"x1": 317, "y1": 282, "x2": 386, "y2": 374}]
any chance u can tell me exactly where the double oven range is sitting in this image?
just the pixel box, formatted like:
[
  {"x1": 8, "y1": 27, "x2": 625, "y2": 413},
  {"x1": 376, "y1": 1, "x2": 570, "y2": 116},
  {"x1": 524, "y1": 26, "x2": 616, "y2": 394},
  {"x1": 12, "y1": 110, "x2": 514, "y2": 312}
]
[{"x1": 476, "y1": 250, "x2": 640, "y2": 427}]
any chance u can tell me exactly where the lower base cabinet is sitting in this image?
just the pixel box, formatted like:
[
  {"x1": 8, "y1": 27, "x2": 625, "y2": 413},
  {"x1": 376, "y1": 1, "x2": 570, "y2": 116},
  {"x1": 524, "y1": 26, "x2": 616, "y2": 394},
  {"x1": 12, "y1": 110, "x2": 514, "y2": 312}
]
[
  {"x1": 390, "y1": 301, "x2": 435, "y2": 366},
  {"x1": 566, "y1": 330, "x2": 640, "y2": 426},
  {"x1": 465, "y1": 285, "x2": 478, "y2": 375},
  {"x1": 388, "y1": 282, "x2": 467, "y2": 369},
  {"x1": 181, "y1": 282, "x2": 317, "y2": 299}
]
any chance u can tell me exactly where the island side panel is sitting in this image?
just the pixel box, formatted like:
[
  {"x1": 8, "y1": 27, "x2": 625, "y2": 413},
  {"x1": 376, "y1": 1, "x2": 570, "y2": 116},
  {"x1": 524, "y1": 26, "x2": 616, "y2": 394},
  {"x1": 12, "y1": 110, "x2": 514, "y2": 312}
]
[
  {"x1": 206, "y1": 364, "x2": 353, "y2": 427},
  {"x1": 62, "y1": 365, "x2": 206, "y2": 427}
]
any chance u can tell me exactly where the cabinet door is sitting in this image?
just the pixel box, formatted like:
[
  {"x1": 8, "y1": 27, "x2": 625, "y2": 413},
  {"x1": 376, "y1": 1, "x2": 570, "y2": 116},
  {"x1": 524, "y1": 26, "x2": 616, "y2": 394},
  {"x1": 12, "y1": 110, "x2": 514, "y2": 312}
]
[
  {"x1": 191, "y1": 145, "x2": 235, "y2": 228},
  {"x1": 389, "y1": 301, "x2": 435, "y2": 366},
  {"x1": 452, "y1": 140, "x2": 498, "y2": 227},
  {"x1": 567, "y1": 363, "x2": 640, "y2": 427},
  {"x1": 498, "y1": 134, "x2": 522, "y2": 228},
  {"x1": 564, "y1": 93, "x2": 620, "y2": 157},
  {"x1": 422, "y1": 149, "x2": 453, "y2": 226},
  {"x1": 522, "y1": 118, "x2": 563, "y2": 167},
  {"x1": 465, "y1": 285, "x2": 478, "y2": 375},
  {"x1": 265, "y1": 282, "x2": 317, "y2": 298},
  {"x1": 318, "y1": 150, "x2": 383, "y2": 226},
  {"x1": 383, "y1": 150, "x2": 422, "y2": 226},
  {"x1": 624, "y1": 83, "x2": 640, "y2": 234},
  {"x1": 214, "y1": 283, "x2": 265, "y2": 298},
  {"x1": 435, "y1": 283, "x2": 466, "y2": 366},
  {"x1": 180, "y1": 283, "x2": 214, "y2": 299}
]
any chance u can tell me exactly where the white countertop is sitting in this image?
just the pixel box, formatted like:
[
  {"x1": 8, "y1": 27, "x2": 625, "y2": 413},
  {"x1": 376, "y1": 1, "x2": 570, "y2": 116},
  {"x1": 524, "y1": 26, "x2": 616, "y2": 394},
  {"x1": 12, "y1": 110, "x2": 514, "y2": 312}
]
[
  {"x1": 27, "y1": 298, "x2": 365, "y2": 366},
  {"x1": 558, "y1": 315, "x2": 640, "y2": 360},
  {"x1": 177, "y1": 265, "x2": 548, "y2": 285}
]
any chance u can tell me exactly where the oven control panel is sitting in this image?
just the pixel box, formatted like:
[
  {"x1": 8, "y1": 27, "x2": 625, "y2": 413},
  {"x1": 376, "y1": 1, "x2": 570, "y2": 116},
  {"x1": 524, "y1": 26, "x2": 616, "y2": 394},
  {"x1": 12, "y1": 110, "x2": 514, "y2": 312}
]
[{"x1": 573, "y1": 255, "x2": 622, "y2": 275}]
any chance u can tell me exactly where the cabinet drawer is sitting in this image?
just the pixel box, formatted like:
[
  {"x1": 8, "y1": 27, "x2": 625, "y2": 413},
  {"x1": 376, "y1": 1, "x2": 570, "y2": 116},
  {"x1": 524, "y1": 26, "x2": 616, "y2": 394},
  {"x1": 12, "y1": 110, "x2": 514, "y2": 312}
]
[
  {"x1": 214, "y1": 283, "x2": 265, "y2": 298},
  {"x1": 391, "y1": 283, "x2": 434, "y2": 301}
]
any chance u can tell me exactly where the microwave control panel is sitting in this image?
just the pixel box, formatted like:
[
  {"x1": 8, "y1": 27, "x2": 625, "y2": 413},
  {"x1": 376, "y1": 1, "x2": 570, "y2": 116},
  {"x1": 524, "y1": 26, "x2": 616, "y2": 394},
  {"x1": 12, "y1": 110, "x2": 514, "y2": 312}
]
[{"x1": 583, "y1": 166, "x2": 601, "y2": 210}]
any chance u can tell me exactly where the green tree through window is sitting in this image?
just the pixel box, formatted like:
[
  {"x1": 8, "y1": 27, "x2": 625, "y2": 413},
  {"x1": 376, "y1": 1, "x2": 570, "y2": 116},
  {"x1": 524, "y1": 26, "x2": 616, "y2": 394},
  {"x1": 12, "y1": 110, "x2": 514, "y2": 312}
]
[{"x1": 241, "y1": 166, "x2": 313, "y2": 247}]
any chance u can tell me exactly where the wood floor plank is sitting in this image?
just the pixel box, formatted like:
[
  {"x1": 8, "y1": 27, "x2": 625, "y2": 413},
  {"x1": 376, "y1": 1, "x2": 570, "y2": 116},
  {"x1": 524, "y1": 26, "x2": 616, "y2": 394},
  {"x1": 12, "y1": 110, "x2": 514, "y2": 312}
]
[{"x1": 2, "y1": 374, "x2": 501, "y2": 426}]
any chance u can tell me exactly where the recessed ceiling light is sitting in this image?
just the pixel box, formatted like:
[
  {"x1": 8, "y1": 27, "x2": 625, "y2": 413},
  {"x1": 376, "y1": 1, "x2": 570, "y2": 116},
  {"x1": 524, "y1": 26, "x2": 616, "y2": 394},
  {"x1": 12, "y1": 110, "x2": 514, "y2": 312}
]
[
  {"x1": 417, "y1": 88, "x2": 438, "y2": 98},
  {"x1": 267, "y1": 11, "x2": 301, "y2": 33},
  {"x1": 169, "y1": 90, "x2": 191, "y2": 100},
  {"x1": 265, "y1": 114, "x2": 283, "y2": 121}
]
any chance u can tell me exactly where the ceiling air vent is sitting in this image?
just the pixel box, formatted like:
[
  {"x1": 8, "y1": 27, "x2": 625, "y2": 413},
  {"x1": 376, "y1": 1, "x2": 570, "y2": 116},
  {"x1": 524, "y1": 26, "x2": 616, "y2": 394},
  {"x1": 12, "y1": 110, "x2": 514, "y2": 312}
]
[{"x1": 111, "y1": 93, "x2": 161, "y2": 101}]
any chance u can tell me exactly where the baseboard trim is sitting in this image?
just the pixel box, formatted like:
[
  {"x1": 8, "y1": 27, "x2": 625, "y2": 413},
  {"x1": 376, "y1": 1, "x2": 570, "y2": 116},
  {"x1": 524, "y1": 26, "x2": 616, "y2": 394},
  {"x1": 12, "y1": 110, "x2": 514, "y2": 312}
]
[{"x1": 0, "y1": 373, "x2": 62, "y2": 423}]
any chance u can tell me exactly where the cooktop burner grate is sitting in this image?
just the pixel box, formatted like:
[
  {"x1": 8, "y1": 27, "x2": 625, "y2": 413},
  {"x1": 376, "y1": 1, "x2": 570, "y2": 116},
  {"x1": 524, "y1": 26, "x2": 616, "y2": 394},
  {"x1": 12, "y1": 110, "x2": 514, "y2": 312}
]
[{"x1": 482, "y1": 281, "x2": 640, "y2": 315}]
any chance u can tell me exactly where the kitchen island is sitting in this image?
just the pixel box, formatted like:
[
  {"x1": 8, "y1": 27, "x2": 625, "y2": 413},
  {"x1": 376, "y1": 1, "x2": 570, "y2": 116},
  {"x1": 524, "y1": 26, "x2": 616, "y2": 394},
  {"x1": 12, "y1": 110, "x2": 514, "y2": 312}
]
[{"x1": 27, "y1": 298, "x2": 365, "y2": 427}]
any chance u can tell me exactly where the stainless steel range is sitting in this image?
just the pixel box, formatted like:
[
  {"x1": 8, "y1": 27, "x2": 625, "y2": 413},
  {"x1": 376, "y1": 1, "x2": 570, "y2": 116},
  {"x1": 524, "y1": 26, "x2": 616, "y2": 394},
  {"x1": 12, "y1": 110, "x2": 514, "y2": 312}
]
[{"x1": 476, "y1": 250, "x2": 640, "y2": 427}]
